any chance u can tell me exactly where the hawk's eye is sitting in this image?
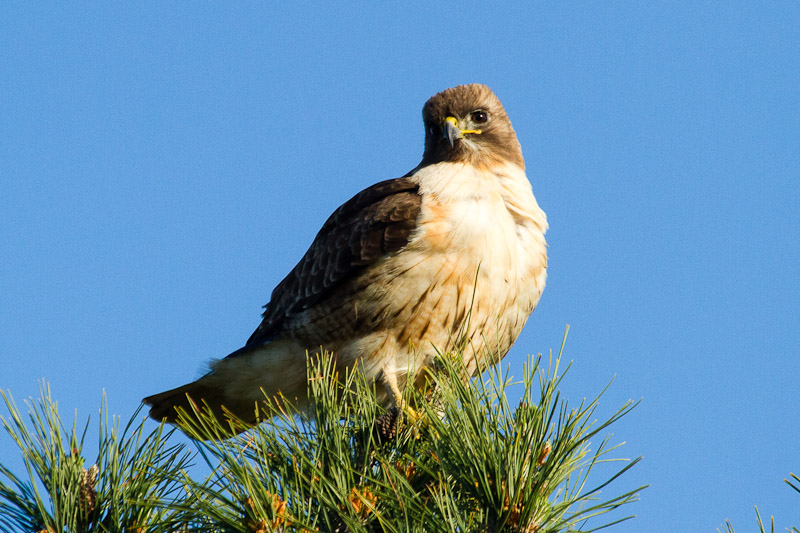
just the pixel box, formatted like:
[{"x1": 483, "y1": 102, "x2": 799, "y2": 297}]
[
  {"x1": 471, "y1": 111, "x2": 488, "y2": 124},
  {"x1": 427, "y1": 125, "x2": 439, "y2": 136}
]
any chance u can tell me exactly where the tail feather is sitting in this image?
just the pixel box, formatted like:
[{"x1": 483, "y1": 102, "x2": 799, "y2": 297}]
[
  {"x1": 142, "y1": 377, "x2": 255, "y2": 435},
  {"x1": 143, "y1": 341, "x2": 310, "y2": 438}
]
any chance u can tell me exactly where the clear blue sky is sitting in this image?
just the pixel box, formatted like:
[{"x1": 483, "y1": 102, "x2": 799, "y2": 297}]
[{"x1": 2, "y1": 3, "x2": 798, "y2": 531}]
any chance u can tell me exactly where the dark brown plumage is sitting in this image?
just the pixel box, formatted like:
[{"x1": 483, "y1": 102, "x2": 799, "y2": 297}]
[{"x1": 245, "y1": 177, "x2": 421, "y2": 348}]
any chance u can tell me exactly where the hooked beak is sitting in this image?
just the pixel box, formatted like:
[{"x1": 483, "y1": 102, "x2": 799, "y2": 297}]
[
  {"x1": 444, "y1": 116, "x2": 461, "y2": 147},
  {"x1": 443, "y1": 115, "x2": 482, "y2": 147}
]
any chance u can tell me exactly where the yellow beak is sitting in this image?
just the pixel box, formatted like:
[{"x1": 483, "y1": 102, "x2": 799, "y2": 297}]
[{"x1": 443, "y1": 116, "x2": 482, "y2": 147}]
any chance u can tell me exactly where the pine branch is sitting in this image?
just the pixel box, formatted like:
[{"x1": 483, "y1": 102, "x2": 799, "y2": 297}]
[
  {"x1": 1, "y1": 332, "x2": 644, "y2": 532},
  {"x1": 0, "y1": 384, "x2": 193, "y2": 532},
  {"x1": 175, "y1": 336, "x2": 644, "y2": 532}
]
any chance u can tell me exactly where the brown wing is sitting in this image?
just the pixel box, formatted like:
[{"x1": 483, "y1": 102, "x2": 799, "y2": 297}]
[{"x1": 242, "y1": 176, "x2": 421, "y2": 350}]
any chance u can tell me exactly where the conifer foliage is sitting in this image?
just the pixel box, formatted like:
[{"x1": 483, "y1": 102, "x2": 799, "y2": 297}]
[{"x1": 1, "y1": 336, "x2": 645, "y2": 532}]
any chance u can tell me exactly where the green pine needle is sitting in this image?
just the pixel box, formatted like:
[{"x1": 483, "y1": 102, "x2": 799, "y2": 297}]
[
  {"x1": 2, "y1": 331, "x2": 649, "y2": 532},
  {"x1": 0, "y1": 384, "x2": 193, "y2": 532}
]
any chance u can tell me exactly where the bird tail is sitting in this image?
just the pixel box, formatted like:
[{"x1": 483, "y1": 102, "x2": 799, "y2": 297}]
[
  {"x1": 143, "y1": 341, "x2": 310, "y2": 438},
  {"x1": 142, "y1": 376, "x2": 254, "y2": 436}
]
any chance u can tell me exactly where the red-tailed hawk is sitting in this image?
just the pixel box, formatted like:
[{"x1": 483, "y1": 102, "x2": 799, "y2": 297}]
[{"x1": 144, "y1": 84, "x2": 548, "y2": 429}]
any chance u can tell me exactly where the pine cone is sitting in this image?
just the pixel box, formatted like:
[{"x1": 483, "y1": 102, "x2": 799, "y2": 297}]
[
  {"x1": 79, "y1": 464, "x2": 99, "y2": 521},
  {"x1": 373, "y1": 407, "x2": 400, "y2": 443}
]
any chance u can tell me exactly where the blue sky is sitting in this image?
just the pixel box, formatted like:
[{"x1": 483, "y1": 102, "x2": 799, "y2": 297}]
[{"x1": 2, "y1": 3, "x2": 798, "y2": 531}]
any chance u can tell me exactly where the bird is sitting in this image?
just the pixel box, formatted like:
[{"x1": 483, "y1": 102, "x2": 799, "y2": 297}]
[{"x1": 143, "y1": 83, "x2": 548, "y2": 431}]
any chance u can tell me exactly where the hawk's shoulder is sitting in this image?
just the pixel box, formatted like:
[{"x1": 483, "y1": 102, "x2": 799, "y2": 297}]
[{"x1": 243, "y1": 176, "x2": 421, "y2": 349}]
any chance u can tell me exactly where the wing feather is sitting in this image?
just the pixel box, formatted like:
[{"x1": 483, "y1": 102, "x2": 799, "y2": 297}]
[{"x1": 243, "y1": 177, "x2": 421, "y2": 348}]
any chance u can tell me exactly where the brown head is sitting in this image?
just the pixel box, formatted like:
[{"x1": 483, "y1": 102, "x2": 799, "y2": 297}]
[{"x1": 420, "y1": 84, "x2": 524, "y2": 169}]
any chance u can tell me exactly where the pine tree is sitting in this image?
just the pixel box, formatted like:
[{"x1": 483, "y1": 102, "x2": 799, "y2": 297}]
[{"x1": 1, "y1": 333, "x2": 646, "y2": 532}]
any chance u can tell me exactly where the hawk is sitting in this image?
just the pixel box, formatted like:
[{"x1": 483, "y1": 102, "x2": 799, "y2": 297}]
[{"x1": 144, "y1": 84, "x2": 548, "y2": 429}]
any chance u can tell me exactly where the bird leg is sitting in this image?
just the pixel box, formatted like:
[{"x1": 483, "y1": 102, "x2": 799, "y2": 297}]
[{"x1": 381, "y1": 366, "x2": 421, "y2": 424}]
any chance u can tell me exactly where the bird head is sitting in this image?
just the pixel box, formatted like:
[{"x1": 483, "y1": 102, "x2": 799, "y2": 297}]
[{"x1": 420, "y1": 84, "x2": 524, "y2": 169}]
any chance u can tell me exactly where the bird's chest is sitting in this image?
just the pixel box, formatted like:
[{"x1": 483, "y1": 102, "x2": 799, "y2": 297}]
[
  {"x1": 414, "y1": 188, "x2": 527, "y2": 287},
  {"x1": 404, "y1": 163, "x2": 548, "y2": 335}
]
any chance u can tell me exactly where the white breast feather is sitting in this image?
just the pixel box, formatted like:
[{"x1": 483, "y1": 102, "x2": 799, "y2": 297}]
[{"x1": 413, "y1": 161, "x2": 547, "y2": 290}]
